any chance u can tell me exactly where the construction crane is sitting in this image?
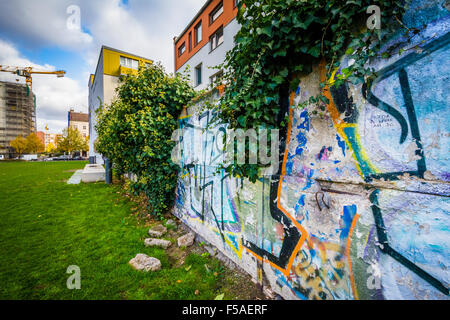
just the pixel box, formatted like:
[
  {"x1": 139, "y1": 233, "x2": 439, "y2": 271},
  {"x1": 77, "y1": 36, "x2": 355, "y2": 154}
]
[{"x1": 0, "y1": 65, "x2": 65, "y2": 91}]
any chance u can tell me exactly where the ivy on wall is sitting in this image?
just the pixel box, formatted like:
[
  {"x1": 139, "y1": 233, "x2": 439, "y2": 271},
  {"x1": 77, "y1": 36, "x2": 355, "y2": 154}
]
[
  {"x1": 95, "y1": 63, "x2": 196, "y2": 217},
  {"x1": 213, "y1": 0, "x2": 408, "y2": 182}
]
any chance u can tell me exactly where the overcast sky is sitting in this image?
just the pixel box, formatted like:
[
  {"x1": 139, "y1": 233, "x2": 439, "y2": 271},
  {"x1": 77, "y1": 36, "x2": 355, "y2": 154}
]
[{"x1": 0, "y1": 0, "x2": 203, "y2": 133}]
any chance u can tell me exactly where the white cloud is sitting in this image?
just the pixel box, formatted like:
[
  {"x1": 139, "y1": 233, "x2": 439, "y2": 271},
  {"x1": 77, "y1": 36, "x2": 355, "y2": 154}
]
[
  {"x1": 80, "y1": 0, "x2": 203, "y2": 72},
  {"x1": 0, "y1": 0, "x2": 93, "y2": 51},
  {"x1": 0, "y1": 40, "x2": 52, "y2": 70},
  {"x1": 0, "y1": 0, "x2": 203, "y2": 72},
  {"x1": 0, "y1": 39, "x2": 87, "y2": 133},
  {"x1": 0, "y1": 0, "x2": 204, "y2": 133}
]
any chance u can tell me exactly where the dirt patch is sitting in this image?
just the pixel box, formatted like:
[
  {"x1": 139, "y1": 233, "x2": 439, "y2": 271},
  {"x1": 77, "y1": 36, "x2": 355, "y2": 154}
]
[
  {"x1": 163, "y1": 226, "x2": 267, "y2": 300},
  {"x1": 164, "y1": 228, "x2": 193, "y2": 267},
  {"x1": 33, "y1": 284, "x2": 48, "y2": 290},
  {"x1": 138, "y1": 226, "x2": 201, "y2": 269},
  {"x1": 220, "y1": 269, "x2": 267, "y2": 300}
]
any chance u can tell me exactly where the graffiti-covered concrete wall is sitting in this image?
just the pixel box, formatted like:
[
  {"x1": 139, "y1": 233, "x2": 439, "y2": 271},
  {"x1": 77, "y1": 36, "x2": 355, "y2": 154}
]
[{"x1": 173, "y1": 0, "x2": 450, "y2": 300}]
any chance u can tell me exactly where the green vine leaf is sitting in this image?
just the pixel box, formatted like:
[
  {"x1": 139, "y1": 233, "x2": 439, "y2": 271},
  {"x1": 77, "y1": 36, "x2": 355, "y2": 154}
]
[{"x1": 211, "y1": 0, "x2": 407, "y2": 180}]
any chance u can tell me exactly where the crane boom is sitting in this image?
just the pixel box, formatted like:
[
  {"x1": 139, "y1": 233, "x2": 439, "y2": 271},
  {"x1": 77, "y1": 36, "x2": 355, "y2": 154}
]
[{"x1": 0, "y1": 65, "x2": 66, "y2": 91}]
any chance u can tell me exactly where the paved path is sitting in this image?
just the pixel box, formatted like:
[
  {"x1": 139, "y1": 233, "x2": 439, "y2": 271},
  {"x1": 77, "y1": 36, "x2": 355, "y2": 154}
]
[{"x1": 67, "y1": 169, "x2": 83, "y2": 184}]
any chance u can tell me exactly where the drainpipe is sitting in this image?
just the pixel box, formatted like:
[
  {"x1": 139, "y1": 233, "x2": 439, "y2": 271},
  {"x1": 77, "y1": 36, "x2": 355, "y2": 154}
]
[{"x1": 104, "y1": 157, "x2": 112, "y2": 184}]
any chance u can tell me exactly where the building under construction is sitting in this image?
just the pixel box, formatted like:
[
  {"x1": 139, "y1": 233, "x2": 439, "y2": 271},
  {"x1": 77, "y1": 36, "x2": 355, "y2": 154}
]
[{"x1": 0, "y1": 81, "x2": 36, "y2": 158}]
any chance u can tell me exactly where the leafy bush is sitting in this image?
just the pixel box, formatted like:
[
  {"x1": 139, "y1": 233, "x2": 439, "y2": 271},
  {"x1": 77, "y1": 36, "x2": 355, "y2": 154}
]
[{"x1": 95, "y1": 63, "x2": 196, "y2": 217}]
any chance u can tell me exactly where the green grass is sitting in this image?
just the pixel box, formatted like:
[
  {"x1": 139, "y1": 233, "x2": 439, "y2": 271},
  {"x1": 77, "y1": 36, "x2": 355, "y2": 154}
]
[{"x1": 0, "y1": 161, "x2": 230, "y2": 300}]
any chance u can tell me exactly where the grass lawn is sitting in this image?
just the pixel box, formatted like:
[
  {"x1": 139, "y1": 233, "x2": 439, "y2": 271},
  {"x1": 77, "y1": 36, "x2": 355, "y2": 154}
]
[{"x1": 0, "y1": 161, "x2": 260, "y2": 300}]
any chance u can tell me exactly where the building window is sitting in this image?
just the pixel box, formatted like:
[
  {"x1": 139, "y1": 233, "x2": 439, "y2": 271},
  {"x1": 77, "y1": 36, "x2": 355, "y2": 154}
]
[
  {"x1": 209, "y1": 2, "x2": 223, "y2": 24},
  {"x1": 83, "y1": 126, "x2": 86, "y2": 130},
  {"x1": 178, "y1": 43, "x2": 186, "y2": 57},
  {"x1": 120, "y1": 56, "x2": 139, "y2": 70},
  {"x1": 194, "y1": 21, "x2": 202, "y2": 45},
  {"x1": 210, "y1": 71, "x2": 223, "y2": 85},
  {"x1": 195, "y1": 64, "x2": 202, "y2": 86},
  {"x1": 188, "y1": 32, "x2": 192, "y2": 52},
  {"x1": 210, "y1": 27, "x2": 224, "y2": 52}
]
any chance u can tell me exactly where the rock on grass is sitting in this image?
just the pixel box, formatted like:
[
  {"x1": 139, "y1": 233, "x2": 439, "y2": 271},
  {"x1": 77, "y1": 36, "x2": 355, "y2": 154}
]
[
  {"x1": 129, "y1": 254, "x2": 161, "y2": 272},
  {"x1": 177, "y1": 232, "x2": 195, "y2": 247},
  {"x1": 166, "y1": 219, "x2": 177, "y2": 229},
  {"x1": 148, "y1": 225, "x2": 167, "y2": 237},
  {"x1": 144, "y1": 238, "x2": 171, "y2": 249}
]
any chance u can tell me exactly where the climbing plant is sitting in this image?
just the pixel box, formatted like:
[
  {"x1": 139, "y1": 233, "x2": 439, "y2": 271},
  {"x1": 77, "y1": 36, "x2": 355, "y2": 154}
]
[
  {"x1": 95, "y1": 63, "x2": 196, "y2": 217},
  {"x1": 213, "y1": 0, "x2": 408, "y2": 182}
]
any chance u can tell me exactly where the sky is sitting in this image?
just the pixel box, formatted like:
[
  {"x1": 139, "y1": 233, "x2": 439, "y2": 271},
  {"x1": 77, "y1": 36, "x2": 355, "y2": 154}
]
[{"x1": 0, "y1": 0, "x2": 203, "y2": 133}]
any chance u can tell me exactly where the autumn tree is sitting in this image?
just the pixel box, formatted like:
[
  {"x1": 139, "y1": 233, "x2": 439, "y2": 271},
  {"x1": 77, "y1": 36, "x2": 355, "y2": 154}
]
[
  {"x1": 58, "y1": 127, "x2": 88, "y2": 156},
  {"x1": 10, "y1": 135, "x2": 27, "y2": 157},
  {"x1": 25, "y1": 133, "x2": 45, "y2": 153},
  {"x1": 45, "y1": 142, "x2": 56, "y2": 154}
]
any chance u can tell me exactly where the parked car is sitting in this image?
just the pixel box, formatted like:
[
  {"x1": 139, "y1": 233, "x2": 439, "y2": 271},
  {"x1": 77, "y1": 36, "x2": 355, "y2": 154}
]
[
  {"x1": 20, "y1": 154, "x2": 38, "y2": 161},
  {"x1": 54, "y1": 155, "x2": 71, "y2": 161}
]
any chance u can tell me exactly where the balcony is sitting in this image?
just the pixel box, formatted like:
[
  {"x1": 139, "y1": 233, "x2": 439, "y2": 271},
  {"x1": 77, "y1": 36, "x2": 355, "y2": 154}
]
[{"x1": 119, "y1": 65, "x2": 138, "y2": 76}]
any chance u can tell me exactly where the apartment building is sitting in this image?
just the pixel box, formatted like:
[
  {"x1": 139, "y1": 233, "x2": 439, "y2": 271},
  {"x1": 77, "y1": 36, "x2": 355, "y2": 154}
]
[
  {"x1": 174, "y1": 0, "x2": 241, "y2": 91},
  {"x1": 0, "y1": 81, "x2": 36, "y2": 158},
  {"x1": 88, "y1": 46, "x2": 153, "y2": 164},
  {"x1": 44, "y1": 132, "x2": 62, "y2": 150},
  {"x1": 68, "y1": 108, "x2": 88, "y2": 139},
  {"x1": 36, "y1": 131, "x2": 45, "y2": 146}
]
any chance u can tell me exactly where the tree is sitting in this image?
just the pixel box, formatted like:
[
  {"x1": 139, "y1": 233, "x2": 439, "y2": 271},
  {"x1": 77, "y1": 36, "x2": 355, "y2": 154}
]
[
  {"x1": 95, "y1": 63, "x2": 196, "y2": 216},
  {"x1": 25, "y1": 133, "x2": 45, "y2": 153},
  {"x1": 58, "y1": 127, "x2": 87, "y2": 156},
  {"x1": 45, "y1": 142, "x2": 56, "y2": 154},
  {"x1": 81, "y1": 136, "x2": 89, "y2": 152},
  {"x1": 10, "y1": 135, "x2": 27, "y2": 157}
]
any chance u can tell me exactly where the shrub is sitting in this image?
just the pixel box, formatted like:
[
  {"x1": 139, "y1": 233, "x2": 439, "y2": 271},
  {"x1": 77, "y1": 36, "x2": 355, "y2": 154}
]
[{"x1": 95, "y1": 63, "x2": 196, "y2": 217}]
